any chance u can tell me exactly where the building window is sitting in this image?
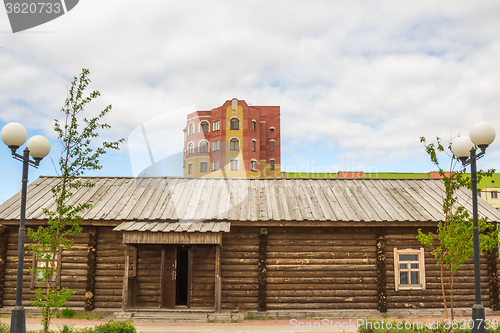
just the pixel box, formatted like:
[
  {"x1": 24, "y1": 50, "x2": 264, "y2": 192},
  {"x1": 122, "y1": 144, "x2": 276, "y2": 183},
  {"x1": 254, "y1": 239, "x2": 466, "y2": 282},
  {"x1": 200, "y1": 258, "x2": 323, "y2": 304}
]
[
  {"x1": 478, "y1": 190, "x2": 481, "y2": 198},
  {"x1": 252, "y1": 120, "x2": 256, "y2": 131},
  {"x1": 200, "y1": 121, "x2": 209, "y2": 133},
  {"x1": 270, "y1": 160, "x2": 275, "y2": 170},
  {"x1": 199, "y1": 141, "x2": 209, "y2": 153},
  {"x1": 394, "y1": 248, "x2": 426, "y2": 291},
  {"x1": 492, "y1": 192, "x2": 498, "y2": 199},
  {"x1": 251, "y1": 160, "x2": 257, "y2": 172},
  {"x1": 212, "y1": 120, "x2": 220, "y2": 131},
  {"x1": 230, "y1": 118, "x2": 239, "y2": 130},
  {"x1": 188, "y1": 123, "x2": 195, "y2": 135},
  {"x1": 252, "y1": 140, "x2": 256, "y2": 152},
  {"x1": 212, "y1": 161, "x2": 219, "y2": 171},
  {"x1": 200, "y1": 162, "x2": 208, "y2": 173},
  {"x1": 187, "y1": 142, "x2": 194, "y2": 155},
  {"x1": 229, "y1": 159, "x2": 239, "y2": 171},
  {"x1": 270, "y1": 127, "x2": 275, "y2": 132},
  {"x1": 31, "y1": 248, "x2": 62, "y2": 290},
  {"x1": 188, "y1": 163, "x2": 193, "y2": 174},
  {"x1": 270, "y1": 140, "x2": 275, "y2": 151},
  {"x1": 212, "y1": 140, "x2": 219, "y2": 151},
  {"x1": 229, "y1": 138, "x2": 240, "y2": 150}
]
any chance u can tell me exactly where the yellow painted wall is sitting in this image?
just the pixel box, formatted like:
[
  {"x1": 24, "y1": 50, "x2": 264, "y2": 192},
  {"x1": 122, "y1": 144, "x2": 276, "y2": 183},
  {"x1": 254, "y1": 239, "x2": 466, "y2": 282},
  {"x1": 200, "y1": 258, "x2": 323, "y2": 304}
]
[
  {"x1": 481, "y1": 187, "x2": 500, "y2": 210},
  {"x1": 225, "y1": 104, "x2": 246, "y2": 177}
]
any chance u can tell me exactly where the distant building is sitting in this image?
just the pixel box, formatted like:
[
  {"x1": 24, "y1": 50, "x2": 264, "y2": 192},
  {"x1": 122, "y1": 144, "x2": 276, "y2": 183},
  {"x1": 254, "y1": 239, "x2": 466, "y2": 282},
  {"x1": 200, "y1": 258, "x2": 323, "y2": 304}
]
[{"x1": 183, "y1": 98, "x2": 281, "y2": 178}]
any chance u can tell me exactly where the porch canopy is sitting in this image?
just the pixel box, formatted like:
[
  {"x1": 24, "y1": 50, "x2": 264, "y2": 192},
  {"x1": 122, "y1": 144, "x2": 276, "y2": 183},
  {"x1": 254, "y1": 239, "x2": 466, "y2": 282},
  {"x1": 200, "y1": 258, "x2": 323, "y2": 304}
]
[{"x1": 114, "y1": 221, "x2": 231, "y2": 244}]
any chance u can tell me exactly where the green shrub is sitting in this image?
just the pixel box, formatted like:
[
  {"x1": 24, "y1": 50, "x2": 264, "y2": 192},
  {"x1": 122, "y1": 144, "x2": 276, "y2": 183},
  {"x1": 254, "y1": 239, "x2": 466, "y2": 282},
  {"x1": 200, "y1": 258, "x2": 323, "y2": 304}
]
[
  {"x1": 83, "y1": 321, "x2": 136, "y2": 333},
  {"x1": 61, "y1": 308, "x2": 76, "y2": 319}
]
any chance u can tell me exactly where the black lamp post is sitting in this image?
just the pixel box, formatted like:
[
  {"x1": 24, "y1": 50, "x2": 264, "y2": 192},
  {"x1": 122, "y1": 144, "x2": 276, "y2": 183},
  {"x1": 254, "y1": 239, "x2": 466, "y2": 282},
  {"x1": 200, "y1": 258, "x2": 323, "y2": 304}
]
[
  {"x1": 1, "y1": 122, "x2": 50, "y2": 333},
  {"x1": 451, "y1": 121, "x2": 496, "y2": 333}
]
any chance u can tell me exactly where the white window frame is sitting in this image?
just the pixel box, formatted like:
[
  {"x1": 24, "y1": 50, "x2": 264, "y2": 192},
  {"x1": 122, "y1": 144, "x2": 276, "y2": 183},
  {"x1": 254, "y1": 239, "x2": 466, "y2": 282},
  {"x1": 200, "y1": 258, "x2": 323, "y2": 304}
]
[
  {"x1": 229, "y1": 117, "x2": 240, "y2": 130},
  {"x1": 270, "y1": 159, "x2": 275, "y2": 170},
  {"x1": 252, "y1": 139, "x2": 256, "y2": 152},
  {"x1": 229, "y1": 158, "x2": 239, "y2": 171},
  {"x1": 229, "y1": 137, "x2": 240, "y2": 151},
  {"x1": 394, "y1": 248, "x2": 426, "y2": 291},
  {"x1": 200, "y1": 161, "x2": 208, "y2": 173},
  {"x1": 270, "y1": 140, "x2": 275, "y2": 151},
  {"x1": 187, "y1": 142, "x2": 194, "y2": 155},
  {"x1": 199, "y1": 140, "x2": 209, "y2": 153},
  {"x1": 492, "y1": 192, "x2": 498, "y2": 199},
  {"x1": 212, "y1": 161, "x2": 219, "y2": 171},
  {"x1": 212, "y1": 140, "x2": 220, "y2": 151},
  {"x1": 200, "y1": 121, "x2": 210, "y2": 133},
  {"x1": 188, "y1": 163, "x2": 193, "y2": 174},
  {"x1": 251, "y1": 159, "x2": 258, "y2": 172},
  {"x1": 188, "y1": 122, "x2": 195, "y2": 135},
  {"x1": 212, "y1": 120, "x2": 220, "y2": 131},
  {"x1": 252, "y1": 120, "x2": 257, "y2": 131}
]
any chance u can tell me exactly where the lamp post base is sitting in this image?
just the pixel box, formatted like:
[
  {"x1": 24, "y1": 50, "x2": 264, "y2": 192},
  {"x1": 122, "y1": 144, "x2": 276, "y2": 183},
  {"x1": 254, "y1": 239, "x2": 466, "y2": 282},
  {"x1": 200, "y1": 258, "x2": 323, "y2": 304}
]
[
  {"x1": 472, "y1": 304, "x2": 486, "y2": 333},
  {"x1": 10, "y1": 306, "x2": 26, "y2": 333}
]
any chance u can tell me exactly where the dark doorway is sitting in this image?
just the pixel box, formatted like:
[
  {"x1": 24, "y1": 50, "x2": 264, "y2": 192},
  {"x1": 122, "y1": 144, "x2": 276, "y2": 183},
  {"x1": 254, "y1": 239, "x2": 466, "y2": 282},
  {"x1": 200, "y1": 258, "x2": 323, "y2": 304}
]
[
  {"x1": 176, "y1": 247, "x2": 190, "y2": 306},
  {"x1": 161, "y1": 245, "x2": 191, "y2": 308}
]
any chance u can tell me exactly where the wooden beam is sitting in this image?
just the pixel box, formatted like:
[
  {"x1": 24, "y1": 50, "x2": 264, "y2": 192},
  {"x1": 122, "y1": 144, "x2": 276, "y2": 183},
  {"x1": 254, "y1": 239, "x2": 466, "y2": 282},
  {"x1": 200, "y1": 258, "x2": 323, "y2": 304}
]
[
  {"x1": 215, "y1": 244, "x2": 221, "y2": 313},
  {"x1": 258, "y1": 228, "x2": 268, "y2": 312},
  {"x1": 121, "y1": 244, "x2": 130, "y2": 312}
]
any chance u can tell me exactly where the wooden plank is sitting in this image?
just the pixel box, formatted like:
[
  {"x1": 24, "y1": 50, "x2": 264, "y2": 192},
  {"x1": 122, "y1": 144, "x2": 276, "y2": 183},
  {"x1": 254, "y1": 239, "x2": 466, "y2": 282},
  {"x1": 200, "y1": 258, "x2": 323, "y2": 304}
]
[
  {"x1": 121, "y1": 245, "x2": 129, "y2": 311},
  {"x1": 215, "y1": 244, "x2": 221, "y2": 313}
]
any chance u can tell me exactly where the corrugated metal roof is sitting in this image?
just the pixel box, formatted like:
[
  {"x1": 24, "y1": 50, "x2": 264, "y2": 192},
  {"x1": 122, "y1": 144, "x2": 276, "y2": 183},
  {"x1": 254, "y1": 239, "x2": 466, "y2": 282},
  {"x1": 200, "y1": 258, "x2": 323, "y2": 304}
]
[
  {"x1": 0, "y1": 176, "x2": 499, "y2": 223},
  {"x1": 113, "y1": 221, "x2": 231, "y2": 233}
]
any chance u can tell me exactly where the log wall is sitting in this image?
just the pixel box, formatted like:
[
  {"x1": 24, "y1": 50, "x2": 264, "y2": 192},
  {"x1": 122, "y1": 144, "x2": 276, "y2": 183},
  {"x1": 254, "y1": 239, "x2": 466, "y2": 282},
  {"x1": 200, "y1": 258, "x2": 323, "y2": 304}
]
[
  {"x1": 266, "y1": 227, "x2": 378, "y2": 310},
  {"x1": 94, "y1": 227, "x2": 125, "y2": 309},
  {"x1": 3, "y1": 227, "x2": 90, "y2": 308},
  {"x1": 191, "y1": 245, "x2": 216, "y2": 308},
  {"x1": 221, "y1": 227, "x2": 259, "y2": 310},
  {"x1": 0, "y1": 228, "x2": 8, "y2": 307},
  {"x1": 385, "y1": 227, "x2": 491, "y2": 309},
  {"x1": 134, "y1": 244, "x2": 161, "y2": 307}
]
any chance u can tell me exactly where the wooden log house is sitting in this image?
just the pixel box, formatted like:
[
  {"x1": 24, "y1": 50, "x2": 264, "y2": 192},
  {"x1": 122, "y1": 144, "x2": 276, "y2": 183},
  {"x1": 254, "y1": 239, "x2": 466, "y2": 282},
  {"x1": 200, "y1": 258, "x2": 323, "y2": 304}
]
[{"x1": 0, "y1": 176, "x2": 499, "y2": 313}]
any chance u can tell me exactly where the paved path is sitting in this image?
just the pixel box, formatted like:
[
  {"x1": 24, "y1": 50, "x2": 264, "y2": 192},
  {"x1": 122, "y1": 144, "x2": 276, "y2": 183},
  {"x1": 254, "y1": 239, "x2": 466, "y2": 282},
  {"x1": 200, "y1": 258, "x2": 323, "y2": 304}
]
[{"x1": 2, "y1": 315, "x2": 500, "y2": 332}]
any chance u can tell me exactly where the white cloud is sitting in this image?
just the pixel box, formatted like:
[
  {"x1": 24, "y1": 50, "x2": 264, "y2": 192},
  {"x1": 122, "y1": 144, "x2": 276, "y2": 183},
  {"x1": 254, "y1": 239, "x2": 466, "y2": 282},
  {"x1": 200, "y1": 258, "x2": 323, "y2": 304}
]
[{"x1": 1, "y1": 0, "x2": 500, "y2": 201}]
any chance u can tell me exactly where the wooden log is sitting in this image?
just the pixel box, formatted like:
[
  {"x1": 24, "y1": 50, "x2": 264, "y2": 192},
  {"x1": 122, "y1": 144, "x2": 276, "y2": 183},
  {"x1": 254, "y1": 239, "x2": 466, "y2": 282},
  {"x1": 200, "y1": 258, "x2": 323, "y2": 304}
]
[
  {"x1": 266, "y1": 283, "x2": 377, "y2": 290},
  {"x1": 266, "y1": 290, "x2": 378, "y2": 297},
  {"x1": 266, "y1": 264, "x2": 378, "y2": 271},
  {"x1": 266, "y1": 296, "x2": 378, "y2": 303},
  {"x1": 266, "y1": 303, "x2": 377, "y2": 310}
]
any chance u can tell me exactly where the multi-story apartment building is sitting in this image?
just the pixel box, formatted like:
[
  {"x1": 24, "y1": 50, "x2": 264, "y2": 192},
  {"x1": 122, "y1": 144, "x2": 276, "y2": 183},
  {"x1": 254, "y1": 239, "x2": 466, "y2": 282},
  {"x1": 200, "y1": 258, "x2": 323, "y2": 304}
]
[{"x1": 183, "y1": 98, "x2": 281, "y2": 178}]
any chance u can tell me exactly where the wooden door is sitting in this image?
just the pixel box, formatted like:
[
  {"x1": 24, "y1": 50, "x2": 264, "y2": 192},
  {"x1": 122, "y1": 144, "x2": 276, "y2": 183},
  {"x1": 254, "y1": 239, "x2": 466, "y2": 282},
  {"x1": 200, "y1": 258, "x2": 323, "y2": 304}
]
[{"x1": 160, "y1": 245, "x2": 177, "y2": 308}]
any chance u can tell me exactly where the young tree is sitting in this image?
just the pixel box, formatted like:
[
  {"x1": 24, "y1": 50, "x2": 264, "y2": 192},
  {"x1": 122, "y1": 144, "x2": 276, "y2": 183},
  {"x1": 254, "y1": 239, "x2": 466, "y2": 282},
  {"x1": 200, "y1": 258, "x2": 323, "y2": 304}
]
[
  {"x1": 417, "y1": 137, "x2": 498, "y2": 321},
  {"x1": 27, "y1": 68, "x2": 124, "y2": 333}
]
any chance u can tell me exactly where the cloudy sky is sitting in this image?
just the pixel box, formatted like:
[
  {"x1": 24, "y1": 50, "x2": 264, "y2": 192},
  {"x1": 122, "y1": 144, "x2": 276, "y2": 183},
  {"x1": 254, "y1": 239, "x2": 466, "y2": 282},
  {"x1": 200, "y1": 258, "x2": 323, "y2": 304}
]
[{"x1": 1, "y1": 1, "x2": 500, "y2": 203}]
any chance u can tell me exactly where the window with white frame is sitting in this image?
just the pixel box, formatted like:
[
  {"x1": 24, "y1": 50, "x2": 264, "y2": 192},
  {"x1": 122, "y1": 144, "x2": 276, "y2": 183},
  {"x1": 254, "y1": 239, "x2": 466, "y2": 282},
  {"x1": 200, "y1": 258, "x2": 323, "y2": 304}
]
[
  {"x1": 251, "y1": 160, "x2": 257, "y2": 172},
  {"x1": 229, "y1": 138, "x2": 239, "y2": 150},
  {"x1": 187, "y1": 142, "x2": 194, "y2": 155},
  {"x1": 199, "y1": 141, "x2": 209, "y2": 153},
  {"x1": 252, "y1": 120, "x2": 256, "y2": 131},
  {"x1": 230, "y1": 118, "x2": 239, "y2": 130},
  {"x1": 200, "y1": 161, "x2": 208, "y2": 173},
  {"x1": 188, "y1": 163, "x2": 193, "y2": 174},
  {"x1": 492, "y1": 192, "x2": 498, "y2": 199},
  {"x1": 229, "y1": 158, "x2": 239, "y2": 171},
  {"x1": 212, "y1": 161, "x2": 219, "y2": 171},
  {"x1": 200, "y1": 121, "x2": 209, "y2": 133},
  {"x1": 188, "y1": 123, "x2": 195, "y2": 135},
  {"x1": 394, "y1": 248, "x2": 426, "y2": 291},
  {"x1": 31, "y1": 248, "x2": 62, "y2": 290},
  {"x1": 270, "y1": 159, "x2": 275, "y2": 170},
  {"x1": 212, "y1": 120, "x2": 220, "y2": 131},
  {"x1": 212, "y1": 140, "x2": 219, "y2": 151},
  {"x1": 252, "y1": 139, "x2": 256, "y2": 152},
  {"x1": 270, "y1": 140, "x2": 275, "y2": 151}
]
